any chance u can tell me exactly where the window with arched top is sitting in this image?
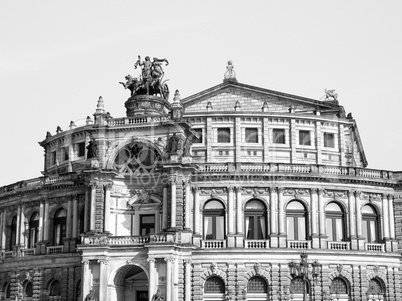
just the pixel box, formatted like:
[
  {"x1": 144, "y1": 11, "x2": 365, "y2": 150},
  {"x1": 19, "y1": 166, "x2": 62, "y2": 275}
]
[
  {"x1": 9, "y1": 216, "x2": 17, "y2": 251},
  {"x1": 53, "y1": 209, "x2": 66, "y2": 246},
  {"x1": 204, "y1": 276, "x2": 225, "y2": 293},
  {"x1": 203, "y1": 200, "x2": 225, "y2": 240},
  {"x1": 245, "y1": 200, "x2": 267, "y2": 240},
  {"x1": 290, "y1": 277, "x2": 310, "y2": 295},
  {"x1": 286, "y1": 201, "x2": 307, "y2": 240},
  {"x1": 368, "y1": 278, "x2": 383, "y2": 295},
  {"x1": 362, "y1": 205, "x2": 380, "y2": 243},
  {"x1": 330, "y1": 277, "x2": 348, "y2": 294},
  {"x1": 25, "y1": 281, "x2": 33, "y2": 298},
  {"x1": 28, "y1": 212, "x2": 39, "y2": 248},
  {"x1": 325, "y1": 202, "x2": 345, "y2": 241},
  {"x1": 5, "y1": 283, "x2": 11, "y2": 299},
  {"x1": 247, "y1": 276, "x2": 268, "y2": 293}
]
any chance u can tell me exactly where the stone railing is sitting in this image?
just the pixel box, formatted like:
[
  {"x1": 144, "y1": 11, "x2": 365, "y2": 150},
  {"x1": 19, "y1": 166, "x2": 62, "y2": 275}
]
[
  {"x1": 20, "y1": 248, "x2": 36, "y2": 257},
  {"x1": 107, "y1": 115, "x2": 171, "y2": 126},
  {"x1": 365, "y1": 243, "x2": 385, "y2": 252},
  {"x1": 287, "y1": 240, "x2": 311, "y2": 250},
  {"x1": 328, "y1": 241, "x2": 350, "y2": 250},
  {"x1": 201, "y1": 239, "x2": 226, "y2": 249},
  {"x1": 244, "y1": 240, "x2": 269, "y2": 249},
  {"x1": 0, "y1": 173, "x2": 78, "y2": 194},
  {"x1": 81, "y1": 234, "x2": 176, "y2": 246},
  {"x1": 3, "y1": 251, "x2": 14, "y2": 259},
  {"x1": 46, "y1": 246, "x2": 64, "y2": 254},
  {"x1": 196, "y1": 163, "x2": 393, "y2": 180}
]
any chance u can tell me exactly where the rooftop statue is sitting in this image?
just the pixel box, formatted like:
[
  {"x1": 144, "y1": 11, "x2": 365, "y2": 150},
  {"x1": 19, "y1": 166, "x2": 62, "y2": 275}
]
[
  {"x1": 120, "y1": 55, "x2": 170, "y2": 100},
  {"x1": 224, "y1": 60, "x2": 237, "y2": 81},
  {"x1": 324, "y1": 88, "x2": 338, "y2": 101}
]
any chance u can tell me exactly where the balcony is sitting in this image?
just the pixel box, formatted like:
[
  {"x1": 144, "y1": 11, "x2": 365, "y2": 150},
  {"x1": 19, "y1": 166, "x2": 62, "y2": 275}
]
[
  {"x1": 328, "y1": 241, "x2": 350, "y2": 250},
  {"x1": 201, "y1": 239, "x2": 226, "y2": 249},
  {"x1": 81, "y1": 233, "x2": 176, "y2": 246},
  {"x1": 46, "y1": 246, "x2": 64, "y2": 254},
  {"x1": 365, "y1": 243, "x2": 385, "y2": 252},
  {"x1": 244, "y1": 239, "x2": 269, "y2": 249},
  {"x1": 20, "y1": 248, "x2": 36, "y2": 257},
  {"x1": 287, "y1": 240, "x2": 311, "y2": 249}
]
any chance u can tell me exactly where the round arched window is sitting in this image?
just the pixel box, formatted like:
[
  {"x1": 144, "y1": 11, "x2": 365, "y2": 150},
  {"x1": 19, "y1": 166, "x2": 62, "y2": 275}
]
[
  {"x1": 245, "y1": 200, "x2": 267, "y2": 239},
  {"x1": 204, "y1": 276, "x2": 225, "y2": 293},
  {"x1": 286, "y1": 201, "x2": 307, "y2": 240},
  {"x1": 362, "y1": 205, "x2": 379, "y2": 243},
  {"x1": 203, "y1": 200, "x2": 225, "y2": 240},
  {"x1": 325, "y1": 202, "x2": 345, "y2": 242}
]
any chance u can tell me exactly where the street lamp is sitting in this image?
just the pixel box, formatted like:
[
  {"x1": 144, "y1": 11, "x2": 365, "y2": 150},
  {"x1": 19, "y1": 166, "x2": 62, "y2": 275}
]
[{"x1": 288, "y1": 253, "x2": 321, "y2": 301}]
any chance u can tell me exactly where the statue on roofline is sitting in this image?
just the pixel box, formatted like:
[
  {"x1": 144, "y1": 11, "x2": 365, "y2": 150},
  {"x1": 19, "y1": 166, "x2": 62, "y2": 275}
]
[
  {"x1": 323, "y1": 88, "x2": 338, "y2": 101},
  {"x1": 120, "y1": 55, "x2": 170, "y2": 100}
]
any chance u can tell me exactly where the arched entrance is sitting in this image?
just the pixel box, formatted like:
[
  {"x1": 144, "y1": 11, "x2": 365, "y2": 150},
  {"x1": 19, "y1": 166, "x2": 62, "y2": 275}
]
[{"x1": 110, "y1": 265, "x2": 148, "y2": 301}]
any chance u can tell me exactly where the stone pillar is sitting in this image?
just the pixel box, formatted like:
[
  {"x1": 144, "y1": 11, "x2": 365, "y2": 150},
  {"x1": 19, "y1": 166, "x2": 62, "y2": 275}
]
[
  {"x1": 290, "y1": 118, "x2": 296, "y2": 163},
  {"x1": 65, "y1": 196, "x2": 73, "y2": 252},
  {"x1": 184, "y1": 260, "x2": 191, "y2": 301},
  {"x1": 193, "y1": 187, "x2": 201, "y2": 246},
  {"x1": 315, "y1": 120, "x2": 322, "y2": 164},
  {"x1": 388, "y1": 195, "x2": 398, "y2": 251},
  {"x1": 148, "y1": 259, "x2": 156, "y2": 301},
  {"x1": 318, "y1": 189, "x2": 327, "y2": 248},
  {"x1": 355, "y1": 191, "x2": 364, "y2": 250},
  {"x1": 43, "y1": 199, "x2": 50, "y2": 244},
  {"x1": 310, "y1": 189, "x2": 319, "y2": 249},
  {"x1": 72, "y1": 196, "x2": 78, "y2": 240},
  {"x1": 163, "y1": 187, "x2": 168, "y2": 230},
  {"x1": 270, "y1": 187, "x2": 278, "y2": 248},
  {"x1": 235, "y1": 117, "x2": 241, "y2": 162},
  {"x1": 20, "y1": 205, "x2": 26, "y2": 248},
  {"x1": 235, "y1": 186, "x2": 243, "y2": 247},
  {"x1": 278, "y1": 187, "x2": 286, "y2": 248},
  {"x1": 82, "y1": 260, "x2": 91, "y2": 299},
  {"x1": 184, "y1": 181, "x2": 191, "y2": 230},
  {"x1": 84, "y1": 188, "x2": 90, "y2": 233},
  {"x1": 173, "y1": 258, "x2": 179, "y2": 301},
  {"x1": 90, "y1": 182, "x2": 97, "y2": 232},
  {"x1": 263, "y1": 117, "x2": 270, "y2": 162},
  {"x1": 227, "y1": 187, "x2": 235, "y2": 247},
  {"x1": 348, "y1": 191, "x2": 358, "y2": 250},
  {"x1": 165, "y1": 258, "x2": 173, "y2": 301},
  {"x1": 37, "y1": 200, "x2": 45, "y2": 254},
  {"x1": 382, "y1": 194, "x2": 390, "y2": 239},
  {"x1": 98, "y1": 259, "x2": 109, "y2": 301},
  {"x1": 0, "y1": 209, "x2": 6, "y2": 251},
  {"x1": 170, "y1": 178, "x2": 177, "y2": 229},
  {"x1": 104, "y1": 183, "x2": 112, "y2": 233},
  {"x1": 16, "y1": 205, "x2": 21, "y2": 246}
]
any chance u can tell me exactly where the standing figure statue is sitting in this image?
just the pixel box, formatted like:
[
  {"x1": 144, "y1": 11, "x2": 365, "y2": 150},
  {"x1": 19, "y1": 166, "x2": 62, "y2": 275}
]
[
  {"x1": 134, "y1": 56, "x2": 153, "y2": 95},
  {"x1": 84, "y1": 290, "x2": 96, "y2": 301},
  {"x1": 224, "y1": 60, "x2": 236, "y2": 80},
  {"x1": 86, "y1": 138, "x2": 98, "y2": 159}
]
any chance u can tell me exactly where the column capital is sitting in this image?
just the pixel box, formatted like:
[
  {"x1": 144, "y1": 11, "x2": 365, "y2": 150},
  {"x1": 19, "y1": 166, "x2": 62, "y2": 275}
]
[
  {"x1": 269, "y1": 186, "x2": 278, "y2": 193},
  {"x1": 234, "y1": 186, "x2": 242, "y2": 193},
  {"x1": 227, "y1": 186, "x2": 235, "y2": 193},
  {"x1": 147, "y1": 258, "x2": 156, "y2": 264},
  {"x1": 104, "y1": 182, "x2": 113, "y2": 191},
  {"x1": 387, "y1": 194, "x2": 394, "y2": 201},
  {"x1": 191, "y1": 186, "x2": 199, "y2": 193},
  {"x1": 88, "y1": 181, "x2": 99, "y2": 189},
  {"x1": 97, "y1": 258, "x2": 109, "y2": 265},
  {"x1": 310, "y1": 188, "x2": 319, "y2": 195},
  {"x1": 82, "y1": 259, "x2": 91, "y2": 265},
  {"x1": 317, "y1": 189, "x2": 324, "y2": 196},
  {"x1": 184, "y1": 259, "x2": 192, "y2": 265},
  {"x1": 277, "y1": 187, "x2": 284, "y2": 194},
  {"x1": 164, "y1": 257, "x2": 175, "y2": 263}
]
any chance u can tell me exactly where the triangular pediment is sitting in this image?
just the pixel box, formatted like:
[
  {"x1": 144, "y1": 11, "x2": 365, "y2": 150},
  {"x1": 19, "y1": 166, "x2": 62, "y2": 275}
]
[{"x1": 183, "y1": 81, "x2": 341, "y2": 115}]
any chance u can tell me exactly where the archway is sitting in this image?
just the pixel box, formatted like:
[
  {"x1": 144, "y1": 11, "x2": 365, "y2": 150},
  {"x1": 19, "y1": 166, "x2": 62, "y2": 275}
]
[{"x1": 110, "y1": 265, "x2": 148, "y2": 301}]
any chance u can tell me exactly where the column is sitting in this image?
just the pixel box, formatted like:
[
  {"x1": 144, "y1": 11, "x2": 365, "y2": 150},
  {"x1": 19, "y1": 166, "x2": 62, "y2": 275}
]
[
  {"x1": 148, "y1": 259, "x2": 156, "y2": 301},
  {"x1": 193, "y1": 187, "x2": 200, "y2": 235},
  {"x1": 355, "y1": 191, "x2": 362, "y2": 238},
  {"x1": 104, "y1": 183, "x2": 112, "y2": 233},
  {"x1": 163, "y1": 187, "x2": 168, "y2": 230},
  {"x1": 315, "y1": 121, "x2": 322, "y2": 164},
  {"x1": 318, "y1": 189, "x2": 325, "y2": 236},
  {"x1": 84, "y1": 188, "x2": 90, "y2": 233},
  {"x1": 270, "y1": 187, "x2": 277, "y2": 234},
  {"x1": 16, "y1": 205, "x2": 21, "y2": 246},
  {"x1": 90, "y1": 182, "x2": 97, "y2": 231},
  {"x1": 310, "y1": 189, "x2": 319, "y2": 249},
  {"x1": 43, "y1": 199, "x2": 50, "y2": 242},
  {"x1": 184, "y1": 260, "x2": 191, "y2": 301},
  {"x1": 347, "y1": 191, "x2": 356, "y2": 238},
  {"x1": 98, "y1": 259, "x2": 109, "y2": 301},
  {"x1": 235, "y1": 187, "x2": 242, "y2": 234},
  {"x1": 235, "y1": 117, "x2": 241, "y2": 162},
  {"x1": 173, "y1": 258, "x2": 179, "y2": 301},
  {"x1": 72, "y1": 196, "x2": 78, "y2": 240},
  {"x1": 382, "y1": 194, "x2": 390, "y2": 239},
  {"x1": 1, "y1": 210, "x2": 6, "y2": 251},
  {"x1": 66, "y1": 197, "x2": 73, "y2": 239},
  {"x1": 82, "y1": 260, "x2": 91, "y2": 299},
  {"x1": 228, "y1": 187, "x2": 235, "y2": 234},
  {"x1": 278, "y1": 188, "x2": 285, "y2": 235},
  {"x1": 388, "y1": 195, "x2": 395, "y2": 239},
  {"x1": 19, "y1": 205, "x2": 26, "y2": 247},
  {"x1": 184, "y1": 180, "x2": 191, "y2": 230},
  {"x1": 165, "y1": 258, "x2": 173, "y2": 301},
  {"x1": 170, "y1": 178, "x2": 177, "y2": 228},
  {"x1": 290, "y1": 118, "x2": 296, "y2": 163}
]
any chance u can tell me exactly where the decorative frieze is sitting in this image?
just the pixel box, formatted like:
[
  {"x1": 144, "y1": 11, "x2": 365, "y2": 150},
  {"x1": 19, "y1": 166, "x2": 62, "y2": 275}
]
[
  {"x1": 199, "y1": 187, "x2": 227, "y2": 196},
  {"x1": 323, "y1": 190, "x2": 347, "y2": 199},
  {"x1": 283, "y1": 188, "x2": 310, "y2": 197},
  {"x1": 241, "y1": 187, "x2": 269, "y2": 196}
]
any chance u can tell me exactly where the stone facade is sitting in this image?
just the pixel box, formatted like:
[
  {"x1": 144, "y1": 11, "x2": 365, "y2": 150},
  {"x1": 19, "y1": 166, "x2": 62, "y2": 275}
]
[{"x1": 0, "y1": 74, "x2": 402, "y2": 301}]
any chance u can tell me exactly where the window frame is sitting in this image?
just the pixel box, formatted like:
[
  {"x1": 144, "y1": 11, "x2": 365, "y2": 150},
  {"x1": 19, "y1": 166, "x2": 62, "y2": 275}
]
[
  {"x1": 53, "y1": 209, "x2": 67, "y2": 246},
  {"x1": 323, "y1": 132, "x2": 335, "y2": 148},
  {"x1": 203, "y1": 200, "x2": 226, "y2": 240},
  {"x1": 362, "y1": 205, "x2": 380, "y2": 243},
  {"x1": 286, "y1": 201, "x2": 308, "y2": 241},
  {"x1": 193, "y1": 129, "x2": 203, "y2": 144},
  {"x1": 217, "y1": 128, "x2": 231, "y2": 143},
  {"x1": 28, "y1": 212, "x2": 39, "y2": 248},
  {"x1": 273, "y1": 128, "x2": 286, "y2": 144},
  {"x1": 139, "y1": 214, "x2": 155, "y2": 235},
  {"x1": 325, "y1": 202, "x2": 345, "y2": 242},
  {"x1": 298, "y1": 130, "x2": 311, "y2": 146},
  {"x1": 244, "y1": 200, "x2": 267, "y2": 240},
  {"x1": 245, "y1": 128, "x2": 259, "y2": 144}
]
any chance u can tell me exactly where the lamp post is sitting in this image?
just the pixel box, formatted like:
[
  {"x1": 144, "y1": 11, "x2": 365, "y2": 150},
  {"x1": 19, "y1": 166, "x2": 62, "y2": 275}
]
[{"x1": 288, "y1": 253, "x2": 321, "y2": 301}]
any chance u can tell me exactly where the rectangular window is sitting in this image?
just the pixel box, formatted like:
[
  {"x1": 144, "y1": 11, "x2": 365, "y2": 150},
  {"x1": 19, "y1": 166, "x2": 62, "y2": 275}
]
[
  {"x1": 193, "y1": 129, "x2": 203, "y2": 144},
  {"x1": 245, "y1": 128, "x2": 258, "y2": 143},
  {"x1": 77, "y1": 142, "x2": 86, "y2": 157},
  {"x1": 299, "y1": 130, "x2": 311, "y2": 146},
  {"x1": 63, "y1": 147, "x2": 69, "y2": 161},
  {"x1": 273, "y1": 129, "x2": 286, "y2": 144},
  {"x1": 140, "y1": 215, "x2": 155, "y2": 235},
  {"x1": 217, "y1": 128, "x2": 231, "y2": 143},
  {"x1": 51, "y1": 151, "x2": 57, "y2": 165},
  {"x1": 324, "y1": 132, "x2": 335, "y2": 148}
]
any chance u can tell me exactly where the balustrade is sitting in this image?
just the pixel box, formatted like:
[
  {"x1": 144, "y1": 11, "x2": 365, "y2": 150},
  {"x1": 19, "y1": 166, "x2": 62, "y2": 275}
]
[
  {"x1": 328, "y1": 241, "x2": 350, "y2": 250},
  {"x1": 201, "y1": 239, "x2": 226, "y2": 249},
  {"x1": 244, "y1": 239, "x2": 269, "y2": 249},
  {"x1": 46, "y1": 246, "x2": 64, "y2": 254},
  {"x1": 287, "y1": 240, "x2": 311, "y2": 249},
  {"x1": 365, "y1": 243, "x2": 385, "y2": 252}
]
